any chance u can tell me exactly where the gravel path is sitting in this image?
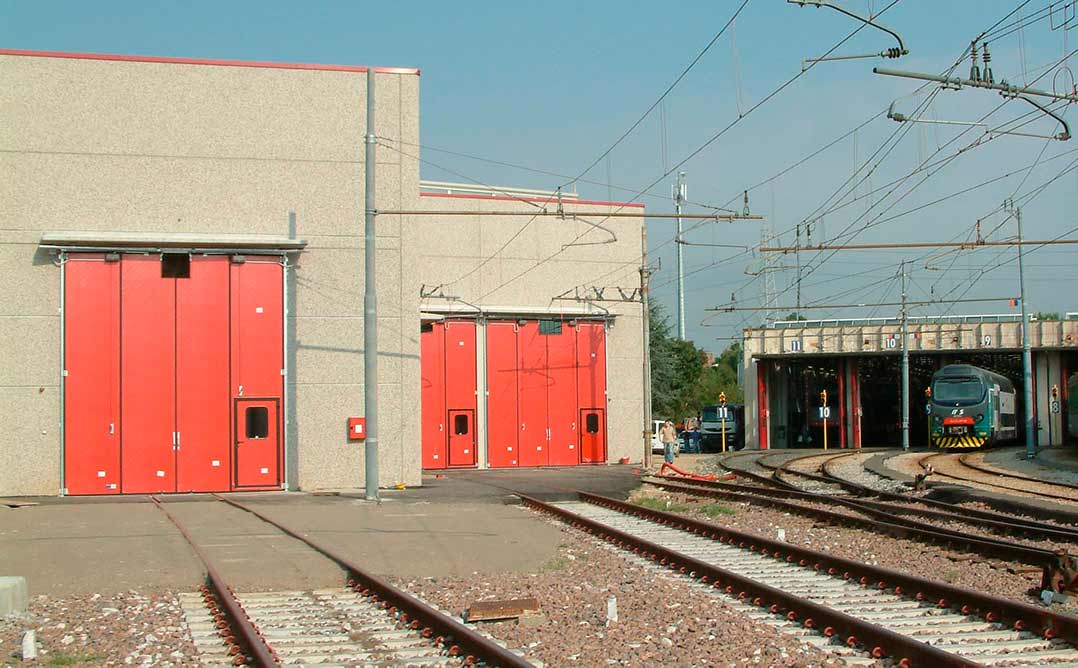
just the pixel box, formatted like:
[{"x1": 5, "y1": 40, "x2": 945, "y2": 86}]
[
  {"x1": 0, "y1": 590, "x2": 197, "y2": 667},
  {"x1": 399, "y1": 506, "x2": 845, "y2": 668},
  {"x1": 630, "y1": 487, "x2": 1051, "y2": 610}
]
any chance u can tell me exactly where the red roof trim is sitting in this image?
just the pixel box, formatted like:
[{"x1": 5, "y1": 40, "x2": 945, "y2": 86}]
[
  {"x1": 0, "y1": 48, "x2": 420, "y2": 75},
  {"x1": 420, "y1": 191, "x2": 646, "y2": 209}
]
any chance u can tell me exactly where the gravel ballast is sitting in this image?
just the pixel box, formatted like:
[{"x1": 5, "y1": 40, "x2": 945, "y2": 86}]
[
  {"x1": 0, "y1": 590, "x2": 197, "y2": 667},
  {"x1": 635, "y1": 486, "x2": 1047, "y2": 605},
  {"x1": 399, "y1": 508, "x2": 846, "y2": 667}
]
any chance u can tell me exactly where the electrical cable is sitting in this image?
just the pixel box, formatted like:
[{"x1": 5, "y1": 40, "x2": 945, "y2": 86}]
[{"x1": 563, "y1": 0, "x2": 752, "y2": 188}]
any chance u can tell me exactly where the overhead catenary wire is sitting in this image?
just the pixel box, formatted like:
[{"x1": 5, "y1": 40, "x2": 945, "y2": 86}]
[
  {"x1": 487, "y1": 0, "x2": 905, "y2": 306},
  {"x1": 563, "y1": 0, "x2": 752, "y2": 189}
]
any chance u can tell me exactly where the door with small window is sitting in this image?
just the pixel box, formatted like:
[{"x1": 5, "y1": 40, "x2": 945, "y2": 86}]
[
  {"x1": 579, "y1": 409, "x2": 606, "y2": 463},
  {"x1": 235, "y1": 399, "x2": 280, "y2": 487},
  {"x1": 447, "y1": 409, "x2": 476, "y2": 467}
]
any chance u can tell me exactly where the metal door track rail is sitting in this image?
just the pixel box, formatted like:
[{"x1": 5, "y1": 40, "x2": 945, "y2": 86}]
[
  {"x1": 211, "y1": 494, "x2": 531, "y2": 668},
  {"x1": 533, "y1": 490, "x2": 1078, "y2": 651},
  {"x1": 150, "y1": 496, "x2": 279, "y2": 667},
  {"x1": 519, "y1": 493, "x2": 974, "y2": 667},
  {"x1": 643, "y1": 477, "x2": 1057, "y2": 566}
]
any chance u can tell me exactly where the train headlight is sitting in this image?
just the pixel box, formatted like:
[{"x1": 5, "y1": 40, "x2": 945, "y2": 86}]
[
  {"x1": 976, "y1": 414, "x2": 983, "y2": 422},
  {"x1": 932, "y1": 416, "x2": 942, "y2": 425}
]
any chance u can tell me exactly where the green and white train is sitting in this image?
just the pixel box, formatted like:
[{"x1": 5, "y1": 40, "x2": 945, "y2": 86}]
[{"x1": 929, "y1": 364, "x2": 1018, "y2": 449}]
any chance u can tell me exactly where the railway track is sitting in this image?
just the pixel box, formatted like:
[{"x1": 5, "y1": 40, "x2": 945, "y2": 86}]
[
  {"x1": 642, "y1": 476, "x2": 1073, "y2": 571},
  {"x1": 152, "y1": 495, "x2": 530, "y2": 667},
  {"x1": 920, "y1": 452, "x2": 1078, "y2": 504},
  {"x1": 522, "y1": 490, "x2": 1078, "y2": 667},
  {"x1": 725, "y1": 449, "x2": 1078, "y2": 531}
]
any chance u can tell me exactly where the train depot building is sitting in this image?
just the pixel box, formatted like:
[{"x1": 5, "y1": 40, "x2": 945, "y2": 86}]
[
  {"x1": 741, "y1": 314, "x2": 1078, "y2": 450},
  {"x1": 0, "y1": 49, "x2": 645, "y2": 497}
]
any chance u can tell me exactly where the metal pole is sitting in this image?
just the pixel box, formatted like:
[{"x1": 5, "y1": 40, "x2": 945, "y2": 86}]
[
  {"x1": 901, "y1": 261, "x2": 910, "y2": 451},
  {"x1": 363, "y1": 68, "x2": 380, "y2": 499},
  {"x1": 640, "y1": 226, "x2": 653, "y2": 468},
  {"x1": 1014, "y1": 203, "x2": 1036, "y2": 460},
  {"x1": 674, "y1": 171, "x2": 686, "y2": 340},
  {"x1": 872, "y1": 66, "x2": 1078, "y2": 104}
]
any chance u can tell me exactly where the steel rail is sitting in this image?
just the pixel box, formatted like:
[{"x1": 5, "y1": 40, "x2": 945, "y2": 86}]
[
  {"x1": 760, "y1": 449, "x2": 1078, "y2": 527},
  {"x1": 957, "y1": 452, "x2": 1078, "y2": 493},
  {"x1": 643, "y1": 477, "x2": 1058, "y2": 566},
  {"x1": 685, "y1": 472, "x2": 1067, "y2": 543},
  {"x1": 212, "y1": 494, "x2": 532, "y2": 668},
  {"x1": 520, "y1": 492, "x2": 977, "y2": 667},
  {"x1": 564, "y1": 491, "x2": 1078, "y2": 650},
  {"x1": 817, "y1": 450, "x2": 1078, "y2": 527},
  {"x1": 150, "y1": 496, "x2": 279, "y2": 668},
  {"x1": 920, "y1": 453, "x2": 1078, "y2": 503}
]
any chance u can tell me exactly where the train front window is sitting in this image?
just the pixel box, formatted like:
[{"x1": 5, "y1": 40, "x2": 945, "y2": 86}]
[
  {"x1": 933, "y1": 378, "x2": 985, "y2": 404},
  {"x1": 702, "y1": 407, "x2": 719, "y2": 421}
]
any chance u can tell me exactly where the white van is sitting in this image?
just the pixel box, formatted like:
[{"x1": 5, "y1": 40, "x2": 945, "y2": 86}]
[{"x1": 650, "y1": 420, "x2": 678, "y2": 455}]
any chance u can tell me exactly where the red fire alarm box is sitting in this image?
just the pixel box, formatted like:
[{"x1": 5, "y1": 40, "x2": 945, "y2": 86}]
[{"x1": 348, "y1": 417, "x2": 366, "y2": 440}]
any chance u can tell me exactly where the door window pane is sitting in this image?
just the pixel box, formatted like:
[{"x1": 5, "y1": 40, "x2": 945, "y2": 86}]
[
  {"x1": 538, "y1": 319, "x2": 562, "y2": 335},
  {"x1": 586, "y1": 412, "x2": 600, "y2": 434},
  {"x1": 246, "y1": 406, "x2": 269, "y2": 439},
  {"x1": 454, "y1": 413, "x2": 469, "y2": 435}
]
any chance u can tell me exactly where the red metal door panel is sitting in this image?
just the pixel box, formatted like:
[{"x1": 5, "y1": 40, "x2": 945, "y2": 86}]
[
  {"x1": 447, "y1": 409, "x2": 476, "y2": 467},
  {"x1": 576, "y1": 322, "x2": 607, "y2": 463},
  {"x1": 579, "y1": 408, "x2": 606, "y2": 464},
  {"x1": 443, "y1": 321, "x2": 477, "y2": 468},
  {"x1": 230, "y1": 261, "x2": 283, "y2": 488},
  {"x1": 421, "y1": 323, "x2": 447, "y2": 468},
  {"x1": 546, "y1": 323, "x2": 578, "y2": 466},
  {"x1": 235, "y1": 399, "x2": 280, "y2": 487},
  {"x1": 517, "y1": 322, "x2": 549, "y2": 467},
  {"x1": 485, "y1": 322, "x2": 519, "y2": 468},
  {"x1": 575, "y1": 322, "x2": 607, "y2": 409},
  {"x1": 120, "y1": 254, "x2": 177, "y2": 493},
  {"x1": 444, "y1": 321, "x2": 477, "y2": 412},
  {"x1": 64, "y1": 254, "x2": 121, "y2": 495},
  {"x1": 176, "y1": 256, "x2": 231, "y2": 492},
  {"x1": 230, "y1": 261, "x2": 284, "y2": 398}
]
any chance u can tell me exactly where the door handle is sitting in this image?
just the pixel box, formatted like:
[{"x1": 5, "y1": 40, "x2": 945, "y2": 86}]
[
  {"x1": 439, "y1": 423, "x2": 443, "y2": 432},
  {"x1": 238, "y1": 384, "x2": 244, "y2": 397},
  {"x1": 108, "y1": 423, "x2": 114, "y2": 435}
]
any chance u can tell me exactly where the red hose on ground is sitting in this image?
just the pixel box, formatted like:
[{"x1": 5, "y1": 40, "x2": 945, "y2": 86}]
[{"x1": 658, "y1": 462, "x2": 735, "y2": 481}]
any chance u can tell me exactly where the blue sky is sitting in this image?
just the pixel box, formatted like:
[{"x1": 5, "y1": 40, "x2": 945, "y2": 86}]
[{"x1": 3, "y1": 1, "x2": 1075, "y2": 351}]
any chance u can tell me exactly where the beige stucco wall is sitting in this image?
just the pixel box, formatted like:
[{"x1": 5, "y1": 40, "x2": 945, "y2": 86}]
[
  {"x1": 0, "y1": 53, "x2": 420, "y2": 494},
  {"x1": 0, "y1": 51, "x2": 647, "y2": 496},
  {"x1": 407, "y1": 195, "x2": 647, "y2": 465}
]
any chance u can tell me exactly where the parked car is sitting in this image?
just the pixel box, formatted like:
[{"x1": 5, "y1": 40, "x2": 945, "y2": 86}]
[{"x1": 650, "y1": 419, "x2": 679, "y2": 455}]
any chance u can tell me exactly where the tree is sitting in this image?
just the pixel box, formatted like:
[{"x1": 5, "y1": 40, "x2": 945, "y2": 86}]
[
  {"x1": 649, "y1": 302, "x2": 743, "y2": 419},
  {"x1": 1034, "y1": 312, "x2": 1060, "y2": 321},
  {"x1": 784, "y1": 312, "x2": 808, "y2": 321}
]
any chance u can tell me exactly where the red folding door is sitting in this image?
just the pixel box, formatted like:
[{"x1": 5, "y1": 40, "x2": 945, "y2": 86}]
[
  {"x1": 231, "y1": 260, "x2": 283, "y2": 488},
  {"x1": 485, "y1": 322, "x2": 519, "y2": 467},
  {"x1": 421, "y1": 323, "x2": 447, "y2": 468},
  {"x1": 63, "y1": 255, "x2": 121, "y2": 494},
  {"x1": 576, "y1": 322, "x2": 607, "y2": 463}
]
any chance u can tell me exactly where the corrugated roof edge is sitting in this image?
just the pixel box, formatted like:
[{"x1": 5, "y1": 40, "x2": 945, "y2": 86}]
[
  {"x1": 420, "y1": 192, "x2": 646, "y2": 209},
  {"x1": 0, "y1": 48, "x2": 420, "y2": 75}
]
